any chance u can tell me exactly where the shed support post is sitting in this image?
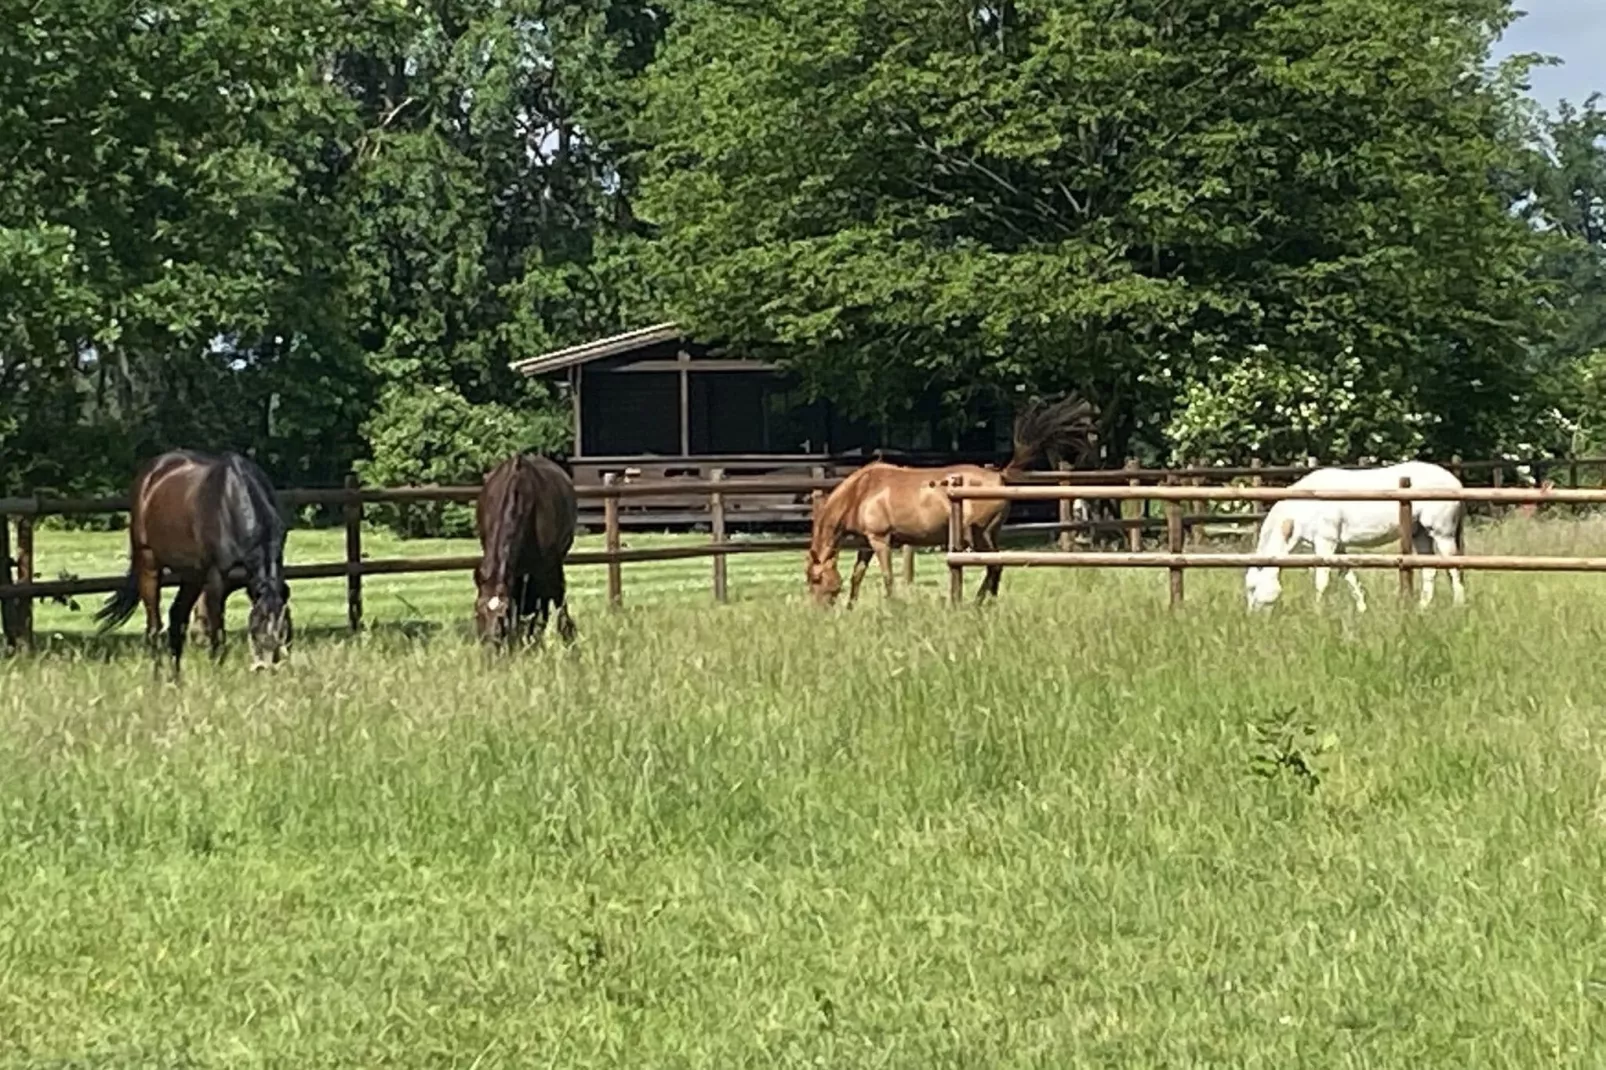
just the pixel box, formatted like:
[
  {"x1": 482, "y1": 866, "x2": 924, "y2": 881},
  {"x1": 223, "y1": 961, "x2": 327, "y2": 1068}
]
[{"x1": 604, "y1": 473, "x2": 623, "y2": 608}]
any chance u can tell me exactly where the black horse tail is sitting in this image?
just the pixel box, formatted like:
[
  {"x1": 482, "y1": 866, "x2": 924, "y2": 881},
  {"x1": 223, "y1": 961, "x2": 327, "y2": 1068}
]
[
  {"x1": 1002, "y1": 394, "x2": 1099, "y2": 478},
  {"x1": 95, "y1": 570, "x2": 141, "y2": 633}
]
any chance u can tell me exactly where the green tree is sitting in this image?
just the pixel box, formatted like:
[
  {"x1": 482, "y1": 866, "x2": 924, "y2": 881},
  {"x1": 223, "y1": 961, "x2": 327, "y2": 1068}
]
[
  {"x1": 333, "y1": 0, "x2": 660, "y2": 405},
  {"x1": 1513, "y1": 95, "x2": 1606, "y2": 454},
  {"x1": 0, "y1": 0, "x2": 363, "y2": 492},
  {"x1": 630, "y1": 0, "x2": 1555, "y2": 463}
]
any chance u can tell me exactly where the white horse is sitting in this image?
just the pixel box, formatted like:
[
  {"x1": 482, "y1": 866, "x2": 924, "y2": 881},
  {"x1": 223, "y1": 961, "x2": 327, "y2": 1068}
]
[{"x1": 1244, "y1": 460, "x2": 1467, "y2": 612}]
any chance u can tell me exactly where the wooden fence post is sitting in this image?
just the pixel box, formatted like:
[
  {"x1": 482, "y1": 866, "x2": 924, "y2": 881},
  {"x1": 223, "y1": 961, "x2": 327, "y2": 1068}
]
[
  {"x1": 344, "y1": 473, "x2": 363, "y2": 632},
  {"x1": 603, "y1": 472, "x2": 622, "y2": 609},
  {"x1": 1191, "y1": 457, "x2": 1209, "y2": 548},
  {"x1": 710, "y1": 468, "x2": 728, "y2": 603},
  {"x1": 1397, "y1": 476, "x2": 1414, "y2": 601},
  {"x1": 0, "y1": 514, "x2": 15, "y2": 647},
  {"x1": 1125, "y1": 458, "x2": 1142, "y2": 553},
  {"x1": 1571, "y1": 456, "x2": 1581, "y2": 492},
  {"x1": 1166, "y1": 474, "x2": 1184, "y2": 608},
  {"x1": 1056, "y1": 460, "x2": 1074, "y2": 551},
  {"x1": 15, "y1": 517, "x2": 32, "y2": 646},
  {"x1": 1491, "y1": 464, "x2": 1504, "y2": 520},
  {"x1": 947, "y1": 475, "x2": 964, "y2": 607},
  {"x1": 1250, "y1": 458, "x2": 1265, "y2": 518},
  {"x1": 810, "y1": 466, "x2": 826, "y2": 523}
]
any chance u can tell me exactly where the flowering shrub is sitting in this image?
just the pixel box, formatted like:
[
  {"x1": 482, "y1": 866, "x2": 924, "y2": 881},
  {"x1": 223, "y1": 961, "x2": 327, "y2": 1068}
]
[{"x1": 1158, "y1": 344, "x2": 1434, "y2": 464}]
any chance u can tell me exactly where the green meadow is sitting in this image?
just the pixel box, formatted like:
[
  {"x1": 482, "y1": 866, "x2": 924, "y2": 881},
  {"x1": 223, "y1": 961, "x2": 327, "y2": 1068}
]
[{"x1": 4, "y1": 516, "x2": 1606, "y2": 1066}]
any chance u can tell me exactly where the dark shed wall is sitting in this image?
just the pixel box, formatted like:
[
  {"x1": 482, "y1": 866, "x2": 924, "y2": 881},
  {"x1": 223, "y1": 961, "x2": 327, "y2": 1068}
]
[{"x1": 581, "y1": 371, "x2": 681, "y2": 455}]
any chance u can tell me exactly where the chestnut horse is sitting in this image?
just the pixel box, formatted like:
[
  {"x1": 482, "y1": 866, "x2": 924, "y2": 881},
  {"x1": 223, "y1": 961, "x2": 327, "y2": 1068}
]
[
  {"x1": 95, "y1": 450, "x2": 292, "y2": 675},
  {"x1": 474, "y1": 453, "x2": 578, "y2": 647},
  {"x1": 806, "y1": 396, "x2": 1098, "y2": 605}
]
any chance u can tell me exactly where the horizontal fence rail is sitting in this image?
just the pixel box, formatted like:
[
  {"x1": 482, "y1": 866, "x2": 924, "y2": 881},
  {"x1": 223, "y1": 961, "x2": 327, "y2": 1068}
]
[
  {"x1": 945, "y1": 484, "x2": 1606, "y2": 504},
  {"x1": 945, "y1": 551, "x2": 1606, "y2": 573},
  {"x1": 939, "y1": 475, "x2": 1606, "y2": 610},
  {"x1": 5, "y1": 455, "x2": 1606, "y2": 646}
]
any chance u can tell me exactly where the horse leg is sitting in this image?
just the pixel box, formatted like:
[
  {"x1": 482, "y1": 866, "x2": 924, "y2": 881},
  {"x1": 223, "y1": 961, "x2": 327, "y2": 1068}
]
[
  {"x1": 532, "y1": 596, "x2": 552, "y2": 645},
  {"x1": 202, "y1": 570, "x2": 228, "y2": 662},
  {"x1": 552, "y1": 572, "x2": 577, "y2": 645},
  {"x1": 167, "y1": 582, "x2": 203, "y2": 681},
  {"x1": 1342, "y1": 566, "x2": 1367, "y2": 613},
  {"x1": 137, "y1": 549, "x2": 162, "y2": 648},
  {"x1": 1425, "y1": 528, "x2": 1466, "y2": 607},
  {"x1": 515, "y1": 576, "x2": 542, "y2": 647},
  {"x1": 870, "y1": 536, "x2": 895, "y2": 599},
  {"x1": 972, "y1": 523, "x2": 1004, "y2": 602},
  {"x1": 846, "y1": 548, "x2": 874, "y2": 606},
  {"x1": 1310, "y1": 534, "x2": 1338, "y2": 608},
  {"x1": 555, "y1": 600, "x2": 577, "y2": 646},
  {"x1": 1419, "y1": 526, "x2": 1445, "y2": 604}
]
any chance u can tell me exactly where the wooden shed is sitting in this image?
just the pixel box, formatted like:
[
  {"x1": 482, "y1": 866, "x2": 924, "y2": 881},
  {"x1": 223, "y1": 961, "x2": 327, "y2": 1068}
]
[{"x1": 509, "y1": 324, "x2": 1018, "y2": 527}]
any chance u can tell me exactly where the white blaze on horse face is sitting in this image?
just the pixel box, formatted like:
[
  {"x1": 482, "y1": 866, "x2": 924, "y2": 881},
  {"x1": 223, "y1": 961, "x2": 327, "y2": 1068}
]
[{"x1": 487, "y1": 595, "x2": 504, "y2": 613}]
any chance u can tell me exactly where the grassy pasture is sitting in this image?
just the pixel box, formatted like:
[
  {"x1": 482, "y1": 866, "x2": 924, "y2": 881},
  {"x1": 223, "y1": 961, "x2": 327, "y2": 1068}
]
[{"x1": 5, "y1": 517, "x2": 1606, "y2": 1065}]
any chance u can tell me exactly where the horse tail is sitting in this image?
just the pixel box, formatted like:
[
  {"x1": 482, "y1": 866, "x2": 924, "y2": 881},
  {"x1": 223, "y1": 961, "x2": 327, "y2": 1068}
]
[
  {"x1": 94, "y1": 570, "x2": 141, "y2": 633},
  {"x1": 1455, "y1": 505, "x2": 1466, "y2": 555},
  {"x1": 1002, "y1": 394, "x2": 1098, "y2": 478}
]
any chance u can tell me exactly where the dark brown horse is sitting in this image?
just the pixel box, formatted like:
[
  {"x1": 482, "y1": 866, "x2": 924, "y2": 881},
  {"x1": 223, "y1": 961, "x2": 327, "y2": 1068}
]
[
  {"x1": 95, "y1": 450, "x2": 292, "y2": 675},
  {"x1": 806, "y1": 395, "x2": 1098, "y2": 606},
  {"x1": 474, "y1": 453, "x2": 578, "y2": 647}
]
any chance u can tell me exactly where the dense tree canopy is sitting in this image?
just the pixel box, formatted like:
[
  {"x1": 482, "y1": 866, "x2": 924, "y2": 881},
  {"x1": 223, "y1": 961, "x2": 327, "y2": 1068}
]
[
  {"x1": 1, "y1": 0, "x2": 649, "y2": 500},
  {"x1": 0, "y1": 0, "x2": 1602, "y2": 524},
  {"x1": 631, "y1": 0, "x2": 1564, "y2": 463}
]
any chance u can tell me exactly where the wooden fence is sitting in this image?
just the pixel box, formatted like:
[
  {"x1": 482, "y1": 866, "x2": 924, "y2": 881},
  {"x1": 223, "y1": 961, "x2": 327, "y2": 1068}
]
[
  {"x1": 0, "y1": 471, "x2": 843, "y2": 645},
  {"x1": 2, "y1": 455, "x2": 1604, "y2": 646},
  {"x1": 941, "y1": 479, "x2": 1606, "y2": 608}
]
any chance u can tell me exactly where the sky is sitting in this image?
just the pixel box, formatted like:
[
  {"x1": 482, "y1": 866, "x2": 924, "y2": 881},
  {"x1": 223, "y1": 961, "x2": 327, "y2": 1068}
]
[{"x1": 1490, "y1": 0, "x2": 1605, "y2": 111}]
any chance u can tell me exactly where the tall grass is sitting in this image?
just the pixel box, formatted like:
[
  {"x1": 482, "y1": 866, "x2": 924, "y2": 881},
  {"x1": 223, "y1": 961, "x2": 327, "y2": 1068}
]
[{"x1": 4, "y1": 516, "x2": 1606, "y2": 1065}]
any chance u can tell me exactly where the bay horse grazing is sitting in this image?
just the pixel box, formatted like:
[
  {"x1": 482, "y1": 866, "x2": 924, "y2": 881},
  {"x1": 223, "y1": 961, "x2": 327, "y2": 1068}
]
[
  {"x1": 95, "y1": 450, "x2": 292, "y2": 675},
  {"x1": 806, "y1": 395, "x2": 1098, "y2": 606},
  {"x1": 474, "y1": 453, "x2": 578, "y2": 647},
  {"x1": 1244, "y1": 460, "x2": 1467, "y2": 613}
]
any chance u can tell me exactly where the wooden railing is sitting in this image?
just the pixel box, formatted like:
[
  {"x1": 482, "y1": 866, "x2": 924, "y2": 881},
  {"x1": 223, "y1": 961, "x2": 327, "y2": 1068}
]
[
  {"x1": 3, "y1": 455, "x2": 1603, "y2": 646},
  {"x1": 940, "y1": 479, "x2": 1606, "y2": 608},
  {"x1": 0, "y1": 472, "x2": 837, "y2": 645}
]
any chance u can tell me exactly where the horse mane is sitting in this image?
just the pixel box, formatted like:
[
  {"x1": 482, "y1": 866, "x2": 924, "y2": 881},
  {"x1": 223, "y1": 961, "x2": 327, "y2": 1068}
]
[
  {"x1": 482, "y1": 454, "x2": 538, "y2": 586},
  {"x1": 221, "y1": 452, "x2": 288, "y2": 601},
  {"x1": 1003, "y1": 395, "x2": 1098, "y2": 477}
]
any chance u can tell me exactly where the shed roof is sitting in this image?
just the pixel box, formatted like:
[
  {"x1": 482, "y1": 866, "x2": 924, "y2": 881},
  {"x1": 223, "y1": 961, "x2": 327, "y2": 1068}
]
[{"x1": 508, "y1": 322, "x2": 684, "y2": 377}]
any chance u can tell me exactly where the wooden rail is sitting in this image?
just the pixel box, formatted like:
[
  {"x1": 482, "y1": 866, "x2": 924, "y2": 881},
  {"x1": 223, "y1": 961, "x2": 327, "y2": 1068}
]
[
  {"x1": 944, "y1": 484, "x2": 1606, "y2": 504},
  {"x1": 941, "y1": 477, "x2": 1606, "y2": 610},
  {"x1": 4, "y1": 454, "x2": 1604, "y2": 647}
]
